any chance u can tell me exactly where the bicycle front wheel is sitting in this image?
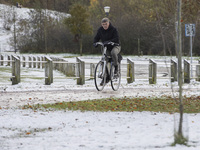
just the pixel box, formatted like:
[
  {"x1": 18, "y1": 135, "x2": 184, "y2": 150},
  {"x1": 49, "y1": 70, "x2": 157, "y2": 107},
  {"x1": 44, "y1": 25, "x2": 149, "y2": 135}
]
[
  {"x1": 111, "y1": 64, "x2": 121, "y2": 91},
  {"x1": 94, "y1": 61, "x2": 106, "y2": 91}
]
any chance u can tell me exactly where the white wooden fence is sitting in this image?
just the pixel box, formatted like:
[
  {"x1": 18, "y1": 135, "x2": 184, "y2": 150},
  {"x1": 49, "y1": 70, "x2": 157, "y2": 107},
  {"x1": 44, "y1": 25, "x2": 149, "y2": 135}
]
[{"x1": 0, "y1": 54, "x2": 200, "y2": 85}]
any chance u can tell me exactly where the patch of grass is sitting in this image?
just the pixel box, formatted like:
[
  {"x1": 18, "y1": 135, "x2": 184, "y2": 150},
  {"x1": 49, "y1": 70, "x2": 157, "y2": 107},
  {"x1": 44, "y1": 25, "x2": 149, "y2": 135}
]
[
  {"x1": 63, "y1": 56, "x2": 77, "y2": 58},
  {"x1": 0, "y1": 67, "x2": 12, "y2": 82},
  {"x1": 22, "y1": 96, "x2": 200, "y2": 113},
  {"x1": 21, "y1": 77, "x2": 44, "y2": 80},
  {"x1": 1, "y1": 126, "x2": 53, "y2": 138},
  {"x1": 0, "y1": 67, "x2": 11, "y2": 73},
  {"x1": 172, "y1": 134, "x2": 188, "y2": 146}
]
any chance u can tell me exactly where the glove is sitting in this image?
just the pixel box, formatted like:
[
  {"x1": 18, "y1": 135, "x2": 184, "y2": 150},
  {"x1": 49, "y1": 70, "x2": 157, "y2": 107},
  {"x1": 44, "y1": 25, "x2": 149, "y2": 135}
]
[
  {"x1": 110, "y1": 42, "x2": 115, "y2": 46},
  {"x1": 93, "y1": 43, "x2": 98, "y2": 48},
  {"x1": 103, "y1": 41, "x2": 110, "y2": 46}
]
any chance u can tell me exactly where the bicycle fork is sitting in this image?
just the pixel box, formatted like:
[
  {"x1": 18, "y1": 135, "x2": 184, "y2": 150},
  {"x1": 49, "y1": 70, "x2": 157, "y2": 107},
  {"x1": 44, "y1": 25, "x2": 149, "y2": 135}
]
[{"x1": 98, "y1": 60, "x2": 106, "y2": 79}]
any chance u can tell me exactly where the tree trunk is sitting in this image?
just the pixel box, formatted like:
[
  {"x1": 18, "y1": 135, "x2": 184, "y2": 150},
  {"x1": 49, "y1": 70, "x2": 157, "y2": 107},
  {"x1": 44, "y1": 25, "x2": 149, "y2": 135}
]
[
  {"x1": 54, "y1": 0, "x2": 56, "y2": 10},
  {"x1": 155, "y1": 9, "x2": 166, "y2": 56},
  {"x1": 177, "y1": 0, "x2": 185, "y2": 144},
  {"x1": 79, "y1": 37, "x2": 83, "y2": 56},
  {"x1": 44, "y1": 10, "x2": 47, "y2": 54},
  {"x1": 13, "y1": 7, "x2": 17, "y2": 53}
]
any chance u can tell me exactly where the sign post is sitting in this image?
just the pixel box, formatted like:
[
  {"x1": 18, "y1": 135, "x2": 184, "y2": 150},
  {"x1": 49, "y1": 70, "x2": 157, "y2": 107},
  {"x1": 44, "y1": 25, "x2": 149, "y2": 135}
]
[{"x1": 185, "y1": 24, "x2": 195, "y2": 78}]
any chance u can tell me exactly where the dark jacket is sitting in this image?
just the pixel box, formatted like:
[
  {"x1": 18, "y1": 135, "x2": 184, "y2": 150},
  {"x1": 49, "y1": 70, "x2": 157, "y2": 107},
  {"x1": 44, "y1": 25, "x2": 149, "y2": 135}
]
[{"x1": 93, "y1": 23, "x2": 120, "y2": 51}]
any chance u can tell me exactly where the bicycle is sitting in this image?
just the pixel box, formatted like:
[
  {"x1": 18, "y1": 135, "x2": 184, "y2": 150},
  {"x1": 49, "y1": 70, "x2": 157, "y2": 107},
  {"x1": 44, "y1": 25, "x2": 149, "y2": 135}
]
[{"x1": 94, "y1": 42, "x2": 121, "y2": 91}]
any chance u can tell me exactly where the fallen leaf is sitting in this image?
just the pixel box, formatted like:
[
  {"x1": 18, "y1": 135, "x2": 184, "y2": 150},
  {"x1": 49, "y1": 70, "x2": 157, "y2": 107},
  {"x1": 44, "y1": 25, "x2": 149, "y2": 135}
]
[{"x1": 26, "y1": 132, "x2": 31, "y2": 135}]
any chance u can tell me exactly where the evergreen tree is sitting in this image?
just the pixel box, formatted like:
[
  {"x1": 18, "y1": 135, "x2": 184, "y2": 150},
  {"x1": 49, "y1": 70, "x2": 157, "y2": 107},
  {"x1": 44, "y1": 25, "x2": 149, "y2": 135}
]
[{"x1": 64, "y1": 3, "x2": 92, "y2": 56}]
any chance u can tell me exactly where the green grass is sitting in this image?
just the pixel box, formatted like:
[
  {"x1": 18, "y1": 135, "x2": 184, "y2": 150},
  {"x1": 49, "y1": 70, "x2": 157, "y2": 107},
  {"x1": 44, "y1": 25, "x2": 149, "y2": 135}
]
[
  {"x1": 2, "y1": 127, "x2": 52, "y2": 137},
  {"x1": 0, "y1": 67, "x2": 12, "y2": 82},
  {"x1": 21, "y1": 77, "x2": 44, "y2": 80},
  {"x1": 0, "y1": 67, "x2": 11, "y2": 73},
  {"x1": 63, "y1": 56, "x2": 77, "y2": 58},
  {"x1": 22, "y1": 96, "x2": 200, "y2": 113},
  {"x1": 172, "y1": 134, "x2": 188, "y2": 146}
]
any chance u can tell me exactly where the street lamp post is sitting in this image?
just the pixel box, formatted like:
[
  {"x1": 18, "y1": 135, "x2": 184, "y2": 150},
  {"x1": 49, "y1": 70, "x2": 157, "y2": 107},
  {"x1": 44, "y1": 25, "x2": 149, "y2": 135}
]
[{"x1": 104, "y1": 6, "x2": 110, "y2": 16}]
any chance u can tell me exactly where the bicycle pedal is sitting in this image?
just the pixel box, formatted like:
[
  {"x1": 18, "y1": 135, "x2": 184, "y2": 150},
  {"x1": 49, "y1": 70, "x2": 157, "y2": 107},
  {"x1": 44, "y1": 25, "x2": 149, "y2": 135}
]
[
  {"x1": 114, "y1": 74, "x2": 118, "y2": 78},
  {"x1": 112, "y1": 79, "x2": 117, "y2": 82}
]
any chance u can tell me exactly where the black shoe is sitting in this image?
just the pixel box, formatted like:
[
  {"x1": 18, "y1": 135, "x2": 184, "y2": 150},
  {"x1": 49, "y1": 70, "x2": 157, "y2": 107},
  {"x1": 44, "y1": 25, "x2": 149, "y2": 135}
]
[
  {"x1": 114, "y1": 65, "x2": 118, "y2": 74},
  {"x1": 100, "y1": 81, "x2": 104, "y2": 86},
  {"x1": 100, "y1": 77, "x2": 110, "y2": 86},
  {"x1": 113, "y1": 74, "x2": 118, "y2": 79},
  {"x1": 106, "y1": 77, "x2": 110, "y2": 83}
]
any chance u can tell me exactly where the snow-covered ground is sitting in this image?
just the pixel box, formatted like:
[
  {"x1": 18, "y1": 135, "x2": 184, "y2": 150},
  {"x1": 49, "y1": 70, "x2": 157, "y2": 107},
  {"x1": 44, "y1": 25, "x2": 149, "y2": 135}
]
[
  {"x1": 0, "y1": 109, "x2": 200, "y2": 150},
  {"x1": 1, "y1": 54, "x2": 200, "y2": 149}
]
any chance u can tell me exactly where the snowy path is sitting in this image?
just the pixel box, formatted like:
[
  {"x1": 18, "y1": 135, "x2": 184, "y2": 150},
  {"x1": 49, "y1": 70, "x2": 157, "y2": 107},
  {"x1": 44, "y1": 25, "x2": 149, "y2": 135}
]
[{"x1": 0, "y1": 84, "x2": 197, "y2": 108}]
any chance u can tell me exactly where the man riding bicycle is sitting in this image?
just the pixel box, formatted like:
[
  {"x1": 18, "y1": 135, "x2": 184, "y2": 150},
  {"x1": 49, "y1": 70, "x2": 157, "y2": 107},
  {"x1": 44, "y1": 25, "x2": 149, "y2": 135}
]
[{"x1": 93, "y1": 18, "x2": 121, "y2": 78}]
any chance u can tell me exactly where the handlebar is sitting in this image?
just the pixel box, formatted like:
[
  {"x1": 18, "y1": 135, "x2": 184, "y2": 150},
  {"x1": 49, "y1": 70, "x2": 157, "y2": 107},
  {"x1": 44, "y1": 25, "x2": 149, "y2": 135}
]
[{"x1": 95, "y1": 42, "x2": 119, "y2": 47}]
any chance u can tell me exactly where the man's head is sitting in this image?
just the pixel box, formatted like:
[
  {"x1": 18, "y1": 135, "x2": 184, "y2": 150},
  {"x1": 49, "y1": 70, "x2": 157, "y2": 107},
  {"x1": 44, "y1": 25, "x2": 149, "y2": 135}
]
[{"x1": 101, "y1": 18, "x2": 110, "y2": 30}]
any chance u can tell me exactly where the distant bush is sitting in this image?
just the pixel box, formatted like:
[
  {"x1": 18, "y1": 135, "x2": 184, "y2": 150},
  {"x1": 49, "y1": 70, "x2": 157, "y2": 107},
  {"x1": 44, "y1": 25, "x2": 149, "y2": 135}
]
[{"x1": 10, "y1": 8, "x2": 80, "y2": 53}]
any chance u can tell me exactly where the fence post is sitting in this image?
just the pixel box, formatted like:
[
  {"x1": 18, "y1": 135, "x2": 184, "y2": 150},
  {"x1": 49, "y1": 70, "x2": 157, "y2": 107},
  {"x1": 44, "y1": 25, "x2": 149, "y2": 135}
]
[
  {"x1": 63, "y1": 63, "x2": 67, "y2": 75},
  {"x1": 29, "y1": 56, "x2": 32, "y2": 68},
  {"x1": 12, "y1": 55, "x2": 20, "y2": 85},
  {"x1": 45, "y1": 56, "x2": 53, "y2": 85},
  {"x1": 0, "y1": 55, "x2": 3, "y2": 66},
  {"x1": 149, "y1": 59, "x2": 157, "y2": 84},
  {"x1": 33, "y1": 56, "x2": 36, "y2": 68},
  {"x1": 17, "y1": 56, "x2": 21, "y2": 67},
  {"x1": 51, "y1": 57, "x2": 57, "y2": 70},
  {"x1": 90, "y1": 63, "x2": 95, "y2": 79},
  {"x1": 184, "y1": 59, "x2": 190, "y2": 83},
  {"x1": 55, "y1": 58, "x2": 59, "y2": 70},
  {"x1": 76, "y1": 57, "x2": 85, "y2": 85},
  {"x1": 8, "y1": 55, "x2": 11, "y2": 66},
  {"x1": 196, "y1": 60, "x2": 200, "y2": 82},
  {"x1": 61, "y1": 60, "x2": 64, "y2": 73},
  {"x1": 127, "y1": 58, "x2": 135, "y2": 83},
  {"x1": 22, "y1": 56, "x2": 26, "y2": 67},
  {"x1": 37, "y1": 56, "x2": 41, "y2": 68},
  {"x1": 33, "y1": 57, "x2": 36, "y2": 68},
  {"x1": 171, "y1": 59, "x2": 177, "y2": 82},
  {"x1": 42, "y1": 56, "x2": 45, "y2": 69}
]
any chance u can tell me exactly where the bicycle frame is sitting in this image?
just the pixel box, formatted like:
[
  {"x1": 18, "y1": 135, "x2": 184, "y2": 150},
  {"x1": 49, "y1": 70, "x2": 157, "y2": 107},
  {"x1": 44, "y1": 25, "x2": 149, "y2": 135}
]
[
  {"x1": 96, "y1": 41, "x2": 116, "y2": 78},
  {"x1": 96, "y1": 42, "x2": 108, "y2": 78}
]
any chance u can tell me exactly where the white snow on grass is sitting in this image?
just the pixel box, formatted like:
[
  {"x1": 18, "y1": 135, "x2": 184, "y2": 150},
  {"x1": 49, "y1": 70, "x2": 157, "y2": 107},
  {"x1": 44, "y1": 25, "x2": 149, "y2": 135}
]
[
  {"x1": 0, "y1": 52, "x2": 200, "y2": 149},
  {"x1": 0, "y1": 55, "x2": 200, "y2": 149},
  {"x1": 0, "y1": 109, "x2": 200, "y2": 150}
]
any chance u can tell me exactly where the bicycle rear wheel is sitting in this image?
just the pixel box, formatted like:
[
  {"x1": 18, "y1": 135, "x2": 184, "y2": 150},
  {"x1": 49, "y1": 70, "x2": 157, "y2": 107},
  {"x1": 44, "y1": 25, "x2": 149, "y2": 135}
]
[
  {"x1": 94, "y1": 61, "x2": 106, "y2": 91},
  {"x1": 111, "y1": 64, "x2": 121, "y2": 91}
]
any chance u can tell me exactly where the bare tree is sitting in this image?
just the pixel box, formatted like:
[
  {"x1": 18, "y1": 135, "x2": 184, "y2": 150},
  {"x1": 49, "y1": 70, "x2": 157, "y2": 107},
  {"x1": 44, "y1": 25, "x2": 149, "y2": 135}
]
[{"x1": 173, "y1": 0, "x2": 187, "y2": 145}]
